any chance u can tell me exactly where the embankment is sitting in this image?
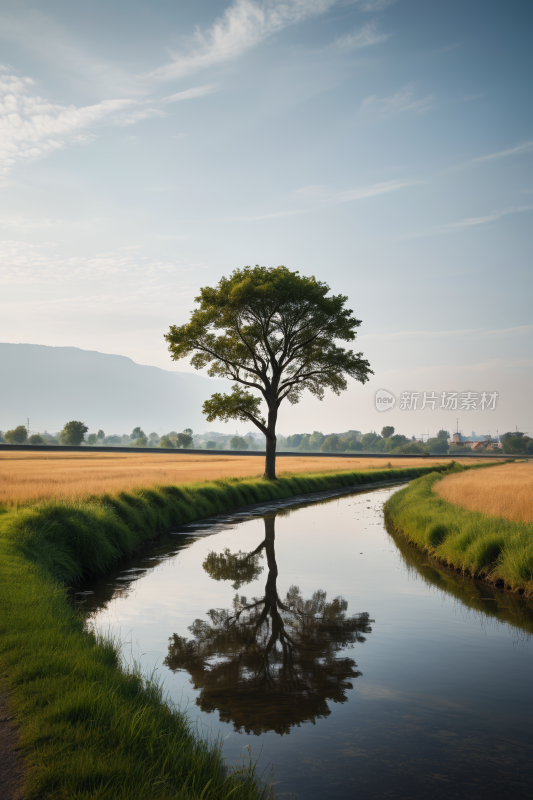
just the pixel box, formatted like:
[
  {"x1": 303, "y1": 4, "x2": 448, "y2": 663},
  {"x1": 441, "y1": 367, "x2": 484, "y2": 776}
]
[
  {"x1": 0, "y1": 464, "x2": 454, "y2": 799},
  {"x1": 384, "y1": 466, "x2": 533, "y2": 596}
]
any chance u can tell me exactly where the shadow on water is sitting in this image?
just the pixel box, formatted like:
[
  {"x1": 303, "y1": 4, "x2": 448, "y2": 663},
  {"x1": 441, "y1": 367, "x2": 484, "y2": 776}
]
[{"x1": 164, "y1": 512, "x2": 373, "y2": 735}]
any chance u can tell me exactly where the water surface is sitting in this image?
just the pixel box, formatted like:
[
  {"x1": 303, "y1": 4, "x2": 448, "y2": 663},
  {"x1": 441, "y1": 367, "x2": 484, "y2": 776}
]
[{"x1": 81, "y1": 485, "x2": 533, "y2": 799}]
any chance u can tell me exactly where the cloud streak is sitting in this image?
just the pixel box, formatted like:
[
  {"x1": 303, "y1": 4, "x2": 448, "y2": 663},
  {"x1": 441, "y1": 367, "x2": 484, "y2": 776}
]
[
  {"x1": 470, "y1": 140, "x2": 533, "y2": 164},
  {"x1": 333, "y1": 21, "x2": 389, "y2": 51},
  {"x1": 400, "y1": 205, "x2": 533, "y2": 239},
  {"x1": 225, "y1": 179, "x2": 414, "y2": 220},
  {"x1": 360, "y1": 84, "x2": 433, "y2": 118},
  {"x1": 162, "y1": 85, "x2": 218, "y2": 103},
  {"x1": 147, "y1": 0, "x2": 338, "y2": 81}
]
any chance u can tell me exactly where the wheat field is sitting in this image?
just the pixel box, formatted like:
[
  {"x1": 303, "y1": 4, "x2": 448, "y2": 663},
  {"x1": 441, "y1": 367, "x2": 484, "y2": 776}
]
[
  {"x1": 434, "y1": 462, "x2": 533, "y2": 522},
  {"x1": 0, "y1": 450, "x2": 479, "y2": 507}
]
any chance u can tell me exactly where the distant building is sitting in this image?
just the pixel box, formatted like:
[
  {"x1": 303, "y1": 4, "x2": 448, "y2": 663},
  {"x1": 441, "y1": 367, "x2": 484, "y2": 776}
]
[{"x1": 451, "y1": 432, "x2": 500, "y2": 449}]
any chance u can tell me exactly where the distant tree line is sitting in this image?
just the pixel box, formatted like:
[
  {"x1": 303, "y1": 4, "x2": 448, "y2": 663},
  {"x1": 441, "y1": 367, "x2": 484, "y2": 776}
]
[{"x1": 0, "y1": 422, "x2": 522, "y2": 455}]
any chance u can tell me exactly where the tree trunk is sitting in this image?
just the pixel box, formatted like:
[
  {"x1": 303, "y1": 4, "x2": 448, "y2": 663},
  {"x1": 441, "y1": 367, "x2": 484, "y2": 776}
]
[{"x1": 263, "y1": 406, "x2": 278, "y2": 480}]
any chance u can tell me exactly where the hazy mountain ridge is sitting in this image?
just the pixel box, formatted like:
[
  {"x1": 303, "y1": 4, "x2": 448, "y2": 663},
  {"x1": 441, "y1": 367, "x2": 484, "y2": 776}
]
[{"x1": 0, "y1": 343, "x2": 232, "y2": 435}]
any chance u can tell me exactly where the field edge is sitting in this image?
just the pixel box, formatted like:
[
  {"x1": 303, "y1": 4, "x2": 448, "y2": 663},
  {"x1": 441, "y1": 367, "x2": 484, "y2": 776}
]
[{"x1": 384, "y1": 466, "x2": 533, "y2": 597}]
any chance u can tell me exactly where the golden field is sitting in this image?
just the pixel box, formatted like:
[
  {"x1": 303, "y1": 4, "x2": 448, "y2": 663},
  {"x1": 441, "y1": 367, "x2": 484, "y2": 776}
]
[
  {"x1": 0, "y1": 450, "x2": 484, "y2": 507},
  {"x1": 434, "y1": 461, "x2": 533, "y2": 522}
]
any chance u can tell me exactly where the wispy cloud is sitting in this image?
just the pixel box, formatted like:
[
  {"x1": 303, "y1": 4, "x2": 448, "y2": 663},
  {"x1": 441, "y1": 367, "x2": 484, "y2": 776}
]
[
  {"x1": 0, "y1": 239, "x2": 184, "y2": 284},
  {"x1": 470, "y1": 140, "x2": 533, "y2": 164},
  {"x1": 360, "y1": 84, "x2": 433, "y2": 118},
  {"x1": 0, "y1": 74, "x2": 166, "y2": 172},
  {"x1": 162, "y1": 85, "x2": 218, "y2": 103},
  {"x1": 333, "y1": 21, "x2": 389, "y2": 51},
  {"x1": 226, "y1": 179, "x2": 414, "y2": 220},
  {"x1": 399, "y1": 205, "x2": 533, "y2": 239},
  {"x1": 147, "y1": 0, "x2": 338, "y2": 81},
  {"x1": 355, "y1": 0, "x2": 395, "y2": 10}
]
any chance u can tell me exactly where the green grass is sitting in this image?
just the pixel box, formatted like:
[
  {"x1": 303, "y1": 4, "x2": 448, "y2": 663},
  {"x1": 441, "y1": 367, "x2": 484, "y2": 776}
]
[
  {"x1": 0, "y1": 464, "x2": 452, "y2": 799},
  {"x1": 384, "y1": 465, "x2": 533, "y2": 596}
]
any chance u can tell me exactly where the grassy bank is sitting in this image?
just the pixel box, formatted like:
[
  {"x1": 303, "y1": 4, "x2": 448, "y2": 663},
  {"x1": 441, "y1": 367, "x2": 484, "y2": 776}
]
[
  {"x1": 384, "y1": 466, "x2": 533, "y2": 596},
  {"x1": 0, "y1": 465, "x2": 449, "y2": 799}
]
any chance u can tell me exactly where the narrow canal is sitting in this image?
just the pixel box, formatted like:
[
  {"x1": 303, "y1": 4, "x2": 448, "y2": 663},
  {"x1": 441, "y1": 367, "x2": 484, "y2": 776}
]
[{"x1": 80, "y1": 484, "x2": 533, "y2": 799}]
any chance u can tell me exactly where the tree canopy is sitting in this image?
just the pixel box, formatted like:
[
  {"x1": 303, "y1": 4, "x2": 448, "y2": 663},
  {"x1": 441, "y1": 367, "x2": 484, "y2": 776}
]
[
  {"x1": 165, "y1": 265, "x2": 372, "y2": 478},
  {"x1": 59, "y1": 421, "x2": 88, "y2": 446},
  {"x1": 5, "y1": 425, "x2": 28, "y2": 444}
]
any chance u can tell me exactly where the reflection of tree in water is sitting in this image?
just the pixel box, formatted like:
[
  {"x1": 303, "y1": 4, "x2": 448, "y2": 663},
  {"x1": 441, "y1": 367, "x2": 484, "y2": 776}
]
[{"x1": 164, "y1": 514, "x2": 373, "y2": 735}]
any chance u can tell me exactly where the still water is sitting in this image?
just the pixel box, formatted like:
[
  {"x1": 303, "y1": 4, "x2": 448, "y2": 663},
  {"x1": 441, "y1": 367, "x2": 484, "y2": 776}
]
[{"x1": 81, "y1": 484, "x2": 533, "y2": 799}]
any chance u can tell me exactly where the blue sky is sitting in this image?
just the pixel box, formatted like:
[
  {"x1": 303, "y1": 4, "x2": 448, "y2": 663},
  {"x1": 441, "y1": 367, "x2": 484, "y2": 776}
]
[{"x1": 1, "y1": 0, "x2": 532, "y2": 436}]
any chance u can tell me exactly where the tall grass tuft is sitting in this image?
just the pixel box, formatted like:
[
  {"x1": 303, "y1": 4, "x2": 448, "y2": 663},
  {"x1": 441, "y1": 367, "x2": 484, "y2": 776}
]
[{"x1": 385, "y1": 467, "x2": 533, "y2": 596}]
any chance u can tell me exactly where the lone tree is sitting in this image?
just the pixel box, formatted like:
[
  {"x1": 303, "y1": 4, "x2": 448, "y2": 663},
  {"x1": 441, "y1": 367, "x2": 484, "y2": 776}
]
[
  {"x1": 59, "y1": 420, "x2": 88, "y2": 446},
  {"x1": 381, "y1": 426, "x2": 394, "y2": 439},
  {"x1": 165, "y1": 266, "x2": 372, "y2": 479}
]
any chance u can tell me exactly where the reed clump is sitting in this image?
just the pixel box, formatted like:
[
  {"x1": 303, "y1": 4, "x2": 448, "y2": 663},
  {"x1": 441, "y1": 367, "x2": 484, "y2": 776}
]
[
  {"x1": 434, "y1": 461, "x2": 533, "y2": 522},
  {"x1": 385, "y1": 464, "x2": 533, "y2": 596},
  {"x1": 0, "y1": 464, "x2": 448, "y2": 799}
]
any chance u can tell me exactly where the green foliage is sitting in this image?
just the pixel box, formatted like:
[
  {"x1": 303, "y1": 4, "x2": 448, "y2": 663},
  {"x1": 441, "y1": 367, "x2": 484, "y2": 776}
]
[
  {"x1": 298, "y1": 434, "x2": 311, "y2": 451},
  {"x1": 286, "y1": 433, "x2": 303, "y2": 449},
  {"x1": 87, "y1": 433, "x2": 98, "y2": 445},
  {"x1": 97, "y1": 429, "x2": 105, "y2": 440},
  {"x1": 133, "y1": 437, "x2": 147, "y2": 447},
  {"x1": 426, "y1": 437, "x2": 449, "y2": 454},
  {"x1": 309, "y1": 431, "x2": 325, "y2": 449},
  {"x1": 59, "y1": 420, "x2": 88, "y2": 446},
  {"x1": 230, "y1": 435, "x2": 249, "y2": 450},
  {"x1": 501, "y1": 432, "x2": 533, "y2": 455},
  {"x1": 321, "y1": 435, "x2": 341, "y2": 452},
  {"x1": 205, "y1": 440, "x2": 217, "y2": 450},
  {"x1": 342, "y1": 437, "x2": 362, "y2": 452},
  {"x1": 381, "y1": 426, "x2": 394, "y2": 439},
  {"x1": 385, "y1": 464, "x2": 533, "y2": 595},
  {"x1": 131, "y1": 427, "x2": 146, "y2": 440},
  {"x1": 103, "y1": 435, "x2": 122, "y2": 446},
  {"x1": 28, "y1": 433, "x2": 46, "y2": 445},
  {"x1": 437, "y1": 429, "x2": 450, "y2": 440},
  {"x1": 5, "y1": 425, "x2": 28, "y2": 444},
  {"x1": 159, "y1": 435, "x2": 175, "y2": 449},
  {"x1": 203, "y1": 385, "x2": 264, "y2": 426},
  {"x1": 165, "y1": 265, "x2": 371, "y2": 405},
  {"x1": 165, "y1": 265, "x2": 372, "y2": 478},
  {"x1": 360, "y1": 432, "x2": 382, "y2": 450},
  {"x1": 175, "y1": 432, "x2": 193, "y2": 449},
  {"x1": 392, "y1": 441, "x2": 426, "y2": 455}
]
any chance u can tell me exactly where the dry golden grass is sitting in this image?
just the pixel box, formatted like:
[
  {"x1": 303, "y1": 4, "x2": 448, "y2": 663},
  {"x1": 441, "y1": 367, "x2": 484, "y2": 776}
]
[
  {"x1": 0, "y1": 450, "x2": 476, "y2": 507},
  {"x1": 434, "y1": 461, "x2": 533, "y2": 522}
]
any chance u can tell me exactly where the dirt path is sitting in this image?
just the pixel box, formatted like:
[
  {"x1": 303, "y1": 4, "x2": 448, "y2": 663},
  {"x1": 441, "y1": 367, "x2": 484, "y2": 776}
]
[{"x1": 0, "y1": 690, "x2": 25, "y2": 800}]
